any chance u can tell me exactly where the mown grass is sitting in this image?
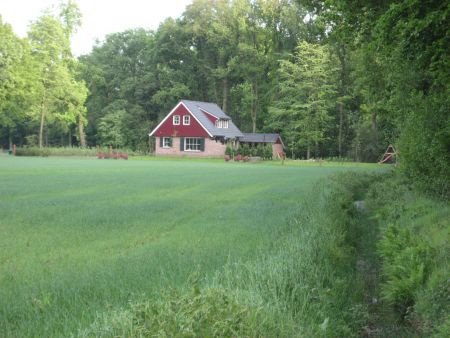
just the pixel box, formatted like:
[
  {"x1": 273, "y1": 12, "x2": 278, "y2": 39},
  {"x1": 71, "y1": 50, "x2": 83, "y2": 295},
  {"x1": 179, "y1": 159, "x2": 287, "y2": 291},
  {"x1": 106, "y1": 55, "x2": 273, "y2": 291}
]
[{"x1": 0, "y1": 156, "x2": 378, "y2": 337}]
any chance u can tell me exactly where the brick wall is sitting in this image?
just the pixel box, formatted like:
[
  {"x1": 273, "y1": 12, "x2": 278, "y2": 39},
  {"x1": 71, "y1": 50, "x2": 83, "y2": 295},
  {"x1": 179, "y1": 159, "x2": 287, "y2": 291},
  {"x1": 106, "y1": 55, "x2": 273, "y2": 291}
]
[
  {"x1": 155, "y1": 137, "x2": 226, "y2": 157},
  {"x1": 272, "y1": 143, "x2": 284, "y2": 159}
]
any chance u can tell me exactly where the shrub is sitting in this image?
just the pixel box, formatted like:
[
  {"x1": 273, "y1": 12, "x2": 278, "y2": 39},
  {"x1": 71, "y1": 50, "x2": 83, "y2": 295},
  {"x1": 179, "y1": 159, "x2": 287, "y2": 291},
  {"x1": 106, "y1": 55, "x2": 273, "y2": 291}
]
[
  {"x1": 14, "y1": 147, "x2": 136, "y2": 158},
  {"x1": 378, "y1": 225, "x2": 432, "y2": 316},
  {"x1": 15, "y1": 147, "x2": 50, "y2": 157},
  {"x1": 225, "y1": 144, "x2": 232, "y2": 157},
  {"x1": 264, "y1": 144, "x2": 273, "y2": 160},
  {"x1": 366, "y1": 172, "x2": 449, "y2": 333},
  {"x1": 256, "y1": 145, "x2": 264, "y2": 157}
]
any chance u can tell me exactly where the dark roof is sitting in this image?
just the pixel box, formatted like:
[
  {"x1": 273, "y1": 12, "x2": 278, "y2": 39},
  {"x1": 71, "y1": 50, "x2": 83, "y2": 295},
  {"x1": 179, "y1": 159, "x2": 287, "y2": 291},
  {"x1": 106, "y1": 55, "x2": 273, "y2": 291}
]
[
  {"x1": 181, "y1": 100, "x2": 243, "y2": 139},
  {"x1": 240, "y1": 133, "x2": 281, "y2": 143}
]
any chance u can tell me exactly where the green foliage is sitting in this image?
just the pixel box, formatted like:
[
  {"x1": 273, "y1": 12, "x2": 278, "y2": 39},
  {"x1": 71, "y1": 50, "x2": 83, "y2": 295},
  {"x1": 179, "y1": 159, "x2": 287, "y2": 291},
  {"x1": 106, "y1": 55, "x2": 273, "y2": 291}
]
[
  {"x1": 366, "y1": 173, "x2": 450, "y2": 333},
  {"x1": 15, "y1": 147, "x2": 51, "y2": 157},
  {"x1": 269, "y1": 41, "x2": 337, "y2": 159},
  {"x1": 378, "y1": 224, "x2": 432, "y2": 315},
  {"x1": 240, "y1": 143, "x2": 250, "y2": 156},
  {"x1": 25, "y1": 1, "x2": 88, "y2": 148},
  {"x1": 80, "y1": 286, "x2": 268, "y2": 337},
  {"x1": 263, "y1": 144, "x2": 273, "y2": 160},
  {"x1": 349, "y1": 120, "x2": 385, "y2": 162},
  {"x1": 320, "y1": 0, "x2": 450, "y2": 194},
  {"x1": 224, "y1": 144, "x2": 232, "y2": 157},
  {"x1": 97, "y1": 109, "x2": 126, "y2": 148},
  {"x1": 397, "y1": 92, "x2": 450, "y2": 197},
  {"x1": 0, "y1": 18, "x2": 38, "y2": 146}
]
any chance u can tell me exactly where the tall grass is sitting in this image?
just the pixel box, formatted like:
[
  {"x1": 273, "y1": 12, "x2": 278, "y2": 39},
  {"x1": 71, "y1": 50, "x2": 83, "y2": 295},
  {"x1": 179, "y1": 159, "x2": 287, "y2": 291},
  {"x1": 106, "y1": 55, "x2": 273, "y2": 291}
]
[{"x1": 79, "y1": 172, "x2": 378, "y2": 337}]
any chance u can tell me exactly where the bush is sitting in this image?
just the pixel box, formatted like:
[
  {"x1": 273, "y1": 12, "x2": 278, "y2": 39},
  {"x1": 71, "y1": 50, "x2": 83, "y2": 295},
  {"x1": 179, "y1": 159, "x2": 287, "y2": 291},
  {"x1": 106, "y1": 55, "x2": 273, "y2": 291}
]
[
  {"x1": 15, "y1": 147, "x2": 50, "y2": 157},
  {"x1": 240, "y1": 144, "x2": 250, "y2": 157},
  {"x1": 225, "y1": 144, "x2": 232, "y2": 157},
  {"x1": 264, "y1": 144, "x2": 273, "y2": 160},
  {"x1": 378, "y1": 224, "x2": 433, "y2": 316},
  {"x1": 256, "y1": 145, "x2": 264, "y2": 157}
]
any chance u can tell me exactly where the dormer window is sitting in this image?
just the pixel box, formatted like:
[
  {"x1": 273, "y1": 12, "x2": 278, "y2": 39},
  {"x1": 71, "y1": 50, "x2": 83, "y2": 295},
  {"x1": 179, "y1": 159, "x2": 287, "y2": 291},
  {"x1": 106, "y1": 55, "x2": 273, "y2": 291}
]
[
  {"x1": 173, "y1": 115, "x2": 180, "y2": 125},
  {"x1": 215, "y1": 119, "x2": 229, "y2": 129},
  {"x1": 183, "y1": 115, "x2": 190, "y2": 125}
]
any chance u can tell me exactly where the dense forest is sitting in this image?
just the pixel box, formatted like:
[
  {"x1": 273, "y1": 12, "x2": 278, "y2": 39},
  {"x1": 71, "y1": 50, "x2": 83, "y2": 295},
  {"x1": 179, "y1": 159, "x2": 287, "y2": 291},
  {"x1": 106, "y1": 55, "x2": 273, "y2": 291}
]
[{"x1": 0, "y1": 0, "x2": 448, "y2": 196}]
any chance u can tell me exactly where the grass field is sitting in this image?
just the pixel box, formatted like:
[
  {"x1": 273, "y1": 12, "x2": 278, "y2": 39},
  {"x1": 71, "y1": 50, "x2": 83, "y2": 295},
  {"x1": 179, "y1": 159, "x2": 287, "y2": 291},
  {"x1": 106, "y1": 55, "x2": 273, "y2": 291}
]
[{"x1": 0, "y1": 156, "x2": 377, "y2": 336}]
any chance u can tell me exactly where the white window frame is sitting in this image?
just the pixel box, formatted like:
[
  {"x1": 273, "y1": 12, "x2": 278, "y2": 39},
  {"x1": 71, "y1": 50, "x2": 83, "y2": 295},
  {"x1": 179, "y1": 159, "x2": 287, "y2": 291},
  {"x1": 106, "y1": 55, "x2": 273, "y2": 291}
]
[
  {"x1": 184, "y1": 137, "x2": 201, "y2": 152},
  {"x1": 162, "y1": 137, "x2": 172, "y2": 148},
  {"x1": 173, "y1": 115, "x2": 180, "y2": 125},
  {"x1": 215, "y1": 119, "x2": 229, "y2": 129},
  {"x1": 183, "y1": 115, "x2": 190, "y2": 125}
]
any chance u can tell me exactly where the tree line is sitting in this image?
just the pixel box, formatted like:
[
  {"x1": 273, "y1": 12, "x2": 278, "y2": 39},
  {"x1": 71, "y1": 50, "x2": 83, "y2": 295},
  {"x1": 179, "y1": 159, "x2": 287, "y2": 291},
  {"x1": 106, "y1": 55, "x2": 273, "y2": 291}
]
[{"x1": 1, "y1": 0, "x2": 448, "y2": 195}]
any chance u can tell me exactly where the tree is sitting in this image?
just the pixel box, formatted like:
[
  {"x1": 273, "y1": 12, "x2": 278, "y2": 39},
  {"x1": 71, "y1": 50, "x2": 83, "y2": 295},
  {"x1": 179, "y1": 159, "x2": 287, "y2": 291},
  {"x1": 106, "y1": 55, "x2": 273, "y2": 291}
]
[
  {"x1": 269, "y1": 41, "x2": 337, "y2": 159},
  {"x1": 80, "y1": 28, "x2": 159, "y2": 150},
  {"x1": 0, "y1": 17, "x2": 38, "y2": 148},
  {"x1": 27, "y1": 1, "x2": 88, "y2": 148},
  {"x1": 97, "y1": 109, "x2": 126, "y2": 148}
]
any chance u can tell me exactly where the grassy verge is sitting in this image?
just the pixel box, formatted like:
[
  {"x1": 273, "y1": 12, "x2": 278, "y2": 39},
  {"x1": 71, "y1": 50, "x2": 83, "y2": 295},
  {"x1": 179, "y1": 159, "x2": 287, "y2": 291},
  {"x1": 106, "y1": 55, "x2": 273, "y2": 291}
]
[{"x1": 364, "y1": 173, "x2": 449, "y2": 337}]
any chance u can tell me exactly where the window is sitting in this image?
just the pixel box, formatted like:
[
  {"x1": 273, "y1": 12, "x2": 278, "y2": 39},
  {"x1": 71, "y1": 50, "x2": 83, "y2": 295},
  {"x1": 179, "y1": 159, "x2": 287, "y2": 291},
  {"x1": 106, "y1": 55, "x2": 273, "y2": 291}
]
[
  {"x1": 215, "y1": 119, "x2": 229, "y2": 128},
  {"x1": 173, "y1": 115, "x2": 180, "y2": 125},
  {"x1": 183, "y1": 115, "x2": 190, "y2": 125},
  {"x1": 162, "y1": 137, "x2": 172, "y2": 148},
  {"x1": 184, "y1": 137, "x2": 203, "y2": 151}
]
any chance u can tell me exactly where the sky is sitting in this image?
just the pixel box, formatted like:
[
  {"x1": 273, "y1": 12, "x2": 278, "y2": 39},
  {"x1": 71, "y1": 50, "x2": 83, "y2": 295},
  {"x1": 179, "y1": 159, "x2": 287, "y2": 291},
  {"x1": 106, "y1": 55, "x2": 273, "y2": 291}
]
[{"x1": 0, "y1": 0, "x2": 193, "y2": 56}]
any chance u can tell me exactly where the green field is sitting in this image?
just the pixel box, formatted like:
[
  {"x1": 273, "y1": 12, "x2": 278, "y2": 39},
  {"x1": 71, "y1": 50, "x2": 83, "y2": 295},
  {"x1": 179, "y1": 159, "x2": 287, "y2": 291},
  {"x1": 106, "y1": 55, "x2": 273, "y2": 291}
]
[{"x1": 0, "y1": 156, "x2": 375, "y2": 336}]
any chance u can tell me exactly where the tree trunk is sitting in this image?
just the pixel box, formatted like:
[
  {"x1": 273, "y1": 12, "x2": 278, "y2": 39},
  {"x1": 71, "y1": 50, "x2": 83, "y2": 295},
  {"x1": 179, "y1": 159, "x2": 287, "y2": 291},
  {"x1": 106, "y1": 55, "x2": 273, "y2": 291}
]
[
  {"x1": 39, "y1": 89, "x2": 46, "y2": 149},
  {"x1": 68, "y1": 129, "x2": 72, "y2": 147},
  {"x1": 8, "y1": 133, "x2": 12, "y2": 150},
  {"x1": 78, "y1": 118, "x2": 86, "y2": 148},
  {"x1": 306, "y1": 143, "x2": 311, "y2": 160},
  {"x1": 371, "y1": 111, "x2": 377, "y2": 130},
  {"x1": 338, "y1": 102, "x2": 343, "y2": 157},
  {"x1": 39, "y1": 108, "x2": 45, "y2": 148},
  {"x1": 222, "y1": 77, "x2": 228, "y2": 113},
  {"x1": 251, "y1": 82, "x2": 258, "y2": 133}
]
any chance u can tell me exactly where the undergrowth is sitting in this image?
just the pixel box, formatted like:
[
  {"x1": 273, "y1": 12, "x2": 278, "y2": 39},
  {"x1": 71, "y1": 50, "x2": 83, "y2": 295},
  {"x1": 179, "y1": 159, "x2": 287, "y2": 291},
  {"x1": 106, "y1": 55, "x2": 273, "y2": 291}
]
[{"x1": 366, "y1": 172, "x2": 449, "y2": 336}]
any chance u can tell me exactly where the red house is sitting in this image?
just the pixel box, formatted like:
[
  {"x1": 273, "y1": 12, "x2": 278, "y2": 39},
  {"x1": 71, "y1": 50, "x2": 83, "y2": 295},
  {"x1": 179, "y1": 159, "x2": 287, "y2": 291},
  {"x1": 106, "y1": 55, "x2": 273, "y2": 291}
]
[{"x1": 149, "y1": 100, "x2": 284, "y2": 158}]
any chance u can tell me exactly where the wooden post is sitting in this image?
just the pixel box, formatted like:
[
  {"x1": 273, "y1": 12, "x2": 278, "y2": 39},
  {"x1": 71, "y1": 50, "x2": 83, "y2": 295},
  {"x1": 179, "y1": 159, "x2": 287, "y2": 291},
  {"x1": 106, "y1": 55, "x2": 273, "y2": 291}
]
[{"x1": 13, "y1": 144, "x2": 16, "y2": 156}]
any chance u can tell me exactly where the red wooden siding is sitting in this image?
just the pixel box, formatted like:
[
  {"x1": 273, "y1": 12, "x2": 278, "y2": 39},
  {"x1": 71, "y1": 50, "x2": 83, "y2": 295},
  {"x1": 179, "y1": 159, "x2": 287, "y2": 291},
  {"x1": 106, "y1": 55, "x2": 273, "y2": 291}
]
[
  {"x1": 202, "y1": 110, "x2": 218, "y2": 124},
  {"x1": 153, "y1": 104, "x2": 209, "y2": 138}
]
